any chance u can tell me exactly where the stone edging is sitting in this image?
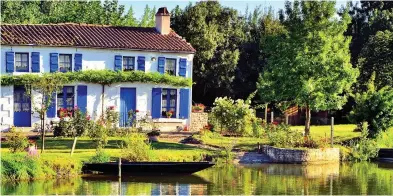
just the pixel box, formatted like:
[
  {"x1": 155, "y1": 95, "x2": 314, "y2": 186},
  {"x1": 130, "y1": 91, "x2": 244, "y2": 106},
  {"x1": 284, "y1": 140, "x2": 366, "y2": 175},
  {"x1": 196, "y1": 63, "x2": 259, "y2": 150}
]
[{"x1": 262, "y1": 145, "x2": 340, "y2": 163}]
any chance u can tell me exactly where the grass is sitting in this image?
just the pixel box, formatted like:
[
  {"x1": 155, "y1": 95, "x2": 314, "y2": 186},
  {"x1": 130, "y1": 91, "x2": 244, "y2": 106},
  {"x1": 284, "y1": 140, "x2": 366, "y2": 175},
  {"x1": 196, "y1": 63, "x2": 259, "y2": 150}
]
[
  {"x1": 1, "y1": 137, "x2": 213, "y2": 162},
  {"x1": 198, "y1": 124, "x2": 360, "y2": 151}
]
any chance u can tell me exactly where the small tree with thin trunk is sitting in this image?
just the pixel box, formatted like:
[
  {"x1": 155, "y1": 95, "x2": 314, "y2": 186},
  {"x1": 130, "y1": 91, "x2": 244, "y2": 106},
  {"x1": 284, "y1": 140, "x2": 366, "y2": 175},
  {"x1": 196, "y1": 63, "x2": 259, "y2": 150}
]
[
  {"x1": 26, "y1": 73, "x2": 67, "y2": 153},
  {"x1": 257, "y1": 1, "x2": 358, "y2": 135}
]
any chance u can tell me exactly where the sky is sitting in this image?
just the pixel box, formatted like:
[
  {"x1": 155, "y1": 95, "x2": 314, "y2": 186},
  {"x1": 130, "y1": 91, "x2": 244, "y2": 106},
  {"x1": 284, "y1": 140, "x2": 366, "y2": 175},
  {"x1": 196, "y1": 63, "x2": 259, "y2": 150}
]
[{"x1": 119, "y1": 0, "x2": 351, "y2": 19}]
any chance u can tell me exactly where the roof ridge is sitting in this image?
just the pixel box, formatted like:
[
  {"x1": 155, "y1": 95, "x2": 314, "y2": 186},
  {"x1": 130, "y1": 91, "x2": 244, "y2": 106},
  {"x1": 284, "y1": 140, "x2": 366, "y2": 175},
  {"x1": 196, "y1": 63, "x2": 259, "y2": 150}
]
[{"x1": 1, "y1": 23, "x2": 158, "y2": 30}]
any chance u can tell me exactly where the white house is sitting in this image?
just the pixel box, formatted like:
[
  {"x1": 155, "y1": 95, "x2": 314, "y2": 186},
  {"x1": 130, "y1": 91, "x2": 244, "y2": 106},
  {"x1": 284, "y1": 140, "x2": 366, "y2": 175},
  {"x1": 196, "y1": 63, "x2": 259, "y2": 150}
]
[{"x1": 0, "y1": 7, "x2": 195, "y2": 131}]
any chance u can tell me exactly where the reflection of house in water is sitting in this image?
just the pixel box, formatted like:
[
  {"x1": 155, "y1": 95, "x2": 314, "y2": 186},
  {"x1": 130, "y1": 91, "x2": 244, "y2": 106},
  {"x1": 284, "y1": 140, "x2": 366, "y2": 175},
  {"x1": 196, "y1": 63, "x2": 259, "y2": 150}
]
[{"x1": 151, "y1": 183, "x2": 207, "y2": 195}]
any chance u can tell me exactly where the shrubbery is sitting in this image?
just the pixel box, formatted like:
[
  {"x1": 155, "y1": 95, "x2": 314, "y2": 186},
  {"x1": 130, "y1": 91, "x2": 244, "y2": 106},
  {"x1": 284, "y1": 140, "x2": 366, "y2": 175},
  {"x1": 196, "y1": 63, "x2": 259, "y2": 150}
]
[
  {"x1": 349, "y1": 73, "x2": 393, "y2": 138},
  {"x1": 7, "y1": 127, "x2": 28, "y2": 153},
  {"x1": 349, "y1": 123, "x2": 379, "y2": 161},
  {"x1": 121, "y1": 133, "x2": 152, "y2": 161},
  {"x1": 1, "y1": 154, "x2": 81, "y2": 181},
  {"x1": 265, "y1": 124, "x2": 303, "y2": 148},
  {"x1": 210, "y1": 97, "x2": 263, "y2": 137}
]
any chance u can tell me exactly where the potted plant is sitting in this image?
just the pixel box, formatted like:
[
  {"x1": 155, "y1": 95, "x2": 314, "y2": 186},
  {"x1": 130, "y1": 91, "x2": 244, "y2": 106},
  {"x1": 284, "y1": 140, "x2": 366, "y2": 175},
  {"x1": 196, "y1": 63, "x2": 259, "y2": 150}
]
[
  {"x1": 166, "y1": 110, "x2": 174, "y2": 118},
  {"x1": 147, "y1": 129, "x2": 160, "y2": 142},
  {"x1": 192, "y1": 103, "x2": 205, "y2": 112}
]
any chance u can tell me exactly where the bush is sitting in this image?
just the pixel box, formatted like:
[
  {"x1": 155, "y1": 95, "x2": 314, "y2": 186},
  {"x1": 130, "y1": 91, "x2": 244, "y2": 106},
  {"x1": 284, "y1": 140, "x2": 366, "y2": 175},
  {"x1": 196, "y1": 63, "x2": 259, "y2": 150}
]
[
  {"x1": 349, "y1": 73, "x2": 393, "y2": 138},
  {"x1": 266, "y1": 124, "x2": 303, "y2": 148},
  {"x1": 121, "y1": 133, "x2": 152, "y2": 161},
  {"x1": 54, "y1": 107, "x2": 93, "y2": 137},
  {"x1": 210, "y1": 97, "x2": 260, "y2": 136},
  {"x1": 349, "y1": 123, "x2": 379, "y2": 161},
  {"x1": 7, "y1": 127, "x2": 28, "y2": 153},
  {"x1": 88, "y1": 151, "x2": 111, "y2": 163}
]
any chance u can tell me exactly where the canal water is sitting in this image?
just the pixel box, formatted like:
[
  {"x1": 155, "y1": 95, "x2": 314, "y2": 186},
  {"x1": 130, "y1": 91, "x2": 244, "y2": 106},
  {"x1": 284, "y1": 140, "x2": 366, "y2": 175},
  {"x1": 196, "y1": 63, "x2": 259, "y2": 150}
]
[{"x1": 2, "y1": 162, "x2": 393, "y2": 195}]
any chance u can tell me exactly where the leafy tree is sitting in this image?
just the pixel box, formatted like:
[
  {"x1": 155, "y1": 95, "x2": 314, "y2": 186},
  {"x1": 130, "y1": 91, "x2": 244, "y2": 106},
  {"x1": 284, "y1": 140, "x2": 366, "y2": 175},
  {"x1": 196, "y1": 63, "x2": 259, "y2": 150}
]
[
  {"x1": 26, "y1": 74, "x2": 68, "y2": 153},
  {"x1": 102, "y1": 0, "x2": 124, "y2": 26},
  {"x1": 139, "y1": 5, "x2": 155, "y2": 27},
  {"x1": 1, "y1": 1, "x2": 43, "y2": 24},
  {"x1": 257, "y1": 1, "x2": 358, "y2": 135},
  {"x1": 358, "y1": 30, "x2": 393, "y2": 90},
  {"x1": 123, "y1": 5, "x2": 138, "y2": 26},
  {"x1": 171, "y1": 1, "x2": 245, "y2": 104},
  {"x1": 349, "y1": 72, "x2": 393, "y2": 138}
]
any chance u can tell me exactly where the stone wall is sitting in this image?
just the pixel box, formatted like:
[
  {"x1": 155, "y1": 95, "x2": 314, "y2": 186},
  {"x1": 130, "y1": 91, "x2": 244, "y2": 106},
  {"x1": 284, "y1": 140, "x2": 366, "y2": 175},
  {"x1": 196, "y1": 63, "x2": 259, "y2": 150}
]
[
  {"x1": 190, "y1": 112, "x2": 208, "y2": 131},
  {"x1": 262, "y1": 145, "x2": 340, "y2": 163}
]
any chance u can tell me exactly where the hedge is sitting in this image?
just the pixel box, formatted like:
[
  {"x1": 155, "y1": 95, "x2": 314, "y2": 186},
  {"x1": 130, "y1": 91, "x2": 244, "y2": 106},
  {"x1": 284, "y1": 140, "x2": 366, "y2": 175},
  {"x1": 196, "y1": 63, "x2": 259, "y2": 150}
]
[{"x1": 0, "y1": 70, "x2": 192, "y2": 87}]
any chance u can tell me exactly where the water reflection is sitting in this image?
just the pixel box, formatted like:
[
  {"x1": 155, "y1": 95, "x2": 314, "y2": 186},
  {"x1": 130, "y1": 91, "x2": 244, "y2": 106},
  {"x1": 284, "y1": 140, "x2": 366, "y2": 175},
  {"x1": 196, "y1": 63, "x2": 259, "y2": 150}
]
[{"x1": 2, "y1": 162, "x2": 393, "y2": 195}]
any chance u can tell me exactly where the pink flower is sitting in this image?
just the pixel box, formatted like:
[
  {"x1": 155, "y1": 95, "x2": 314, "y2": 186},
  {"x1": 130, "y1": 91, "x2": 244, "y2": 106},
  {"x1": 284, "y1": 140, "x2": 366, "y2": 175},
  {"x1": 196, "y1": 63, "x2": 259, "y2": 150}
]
[
  {"x1": 135, "y1": 110, "x2": 139, "y2": 113},
  {"x1": 86, "y1": 115, "x2": 91, "y2": 120},
  {"x1": 109, "y1": 106, "x2": 115, "y2": 110}
]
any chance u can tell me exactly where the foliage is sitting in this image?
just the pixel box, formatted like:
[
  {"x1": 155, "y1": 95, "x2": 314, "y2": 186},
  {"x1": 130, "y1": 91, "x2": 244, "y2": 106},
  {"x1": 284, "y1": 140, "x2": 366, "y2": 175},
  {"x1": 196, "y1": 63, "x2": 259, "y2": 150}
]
[
  {"x1": 376, "y1": 127, "x2": 393, "y2": 148},
  {"x1": 358, "y1": 30, "x2": 393, "y2": 90},
  {"x1": 257, "y1": 1, "x2": 358, "y2": 135},
  {"x1": 220, "y1": 141, "x2": 235, "y2": 162},
  {"x1": 121, "y1": 133, "x2": 152, "y2": 161},
  {"x1": 54, "y1": 107, "x2": 93, "y2": 137},
  {"x1": 192, "y1": 103, "x2": 205, "y2": 112},
  {"x1": 88, "y1": 121, "x2": 109, "y2": 151},
  {"x1": 1, "y1": 154, "x2": 81, "y2": 181},
  {"x1": 349, "y1": 73, "x2": 393, "y2": 138},
  {"x1": 266, "y1": 124, "x2": 303, "y2": 148},
  {"x1": 171, "y1": 1, "x2": 245, "y2": 104},
  {"x1": 139, "y1": 5, "x2": 156, "y2": 27},
  {"x1": 7, "y1": 127, "x2": 28, "y2": 153},
  {"x1": 349, "y1": 123, "x2": 379, "y2": 161},
  {"x1": 88, "y1": 151, "x2": 111, "y2": 163},
  {"x1": 211, "y1": 97, "x2": 260, "y2": 136},
  {"x1": 1, "y1": 70, "x2": 192, "y2": 87}
]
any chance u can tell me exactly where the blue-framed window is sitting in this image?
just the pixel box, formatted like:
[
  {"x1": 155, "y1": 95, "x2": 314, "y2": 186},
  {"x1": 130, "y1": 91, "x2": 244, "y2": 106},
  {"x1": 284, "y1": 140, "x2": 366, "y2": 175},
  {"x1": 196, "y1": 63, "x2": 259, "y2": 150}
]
[
  {"x1": 57, "y1": 86, "x2": 75, "y2": 116},
  {"x1": 59, "y1": 54, "x2": 72, "y2": 72},
  {"x1": 15, "y1": 53, "x2": 29, "y2": 72},
  {"x1": 165, "y1": 58, "x2": 176, "y2": 75},
  {"x1": 161, "y1": 88, "x2": 177, "y2": 118},
  {"x1": 123, "y1": 56, "x2": 135, "y2": 71}
]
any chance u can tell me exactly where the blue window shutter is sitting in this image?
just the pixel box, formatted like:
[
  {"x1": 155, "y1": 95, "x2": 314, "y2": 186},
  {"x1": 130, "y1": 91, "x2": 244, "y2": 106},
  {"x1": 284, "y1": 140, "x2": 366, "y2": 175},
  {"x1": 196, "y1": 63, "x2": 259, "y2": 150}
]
[
  {"x1": 158, "y1": 57, "x2": 165, "y2": 74},
  {"x1": 46, "y1": 92, "x2": 56, "y2": 118},
  {"x1": 114, "y1": 55, "x2": 122, "y2": 71},
  {"x1": 74, "y1": 53, "x2": 82, "y2": 71},
  {"x1": 152, "y1": 88, "x2": 162, "y2": 119},
  {"x1": 6, "y1": 52, "x2": 14, "y2": 73},
  {"x1": 77, "y1": 85, "x2": 87, "y2": 114},
  {"x1": 50, "y1": 53, "x2": 58, "y2": 72},
  {"x1": 137, "y1": 56, "x2": 145, "y2": 71},
  {"x1": 179, "y1": 58, "x2": 187, "y2": 77},
  {"x1": 31, "y1": 52, "x2": 40, "y2": 72},
  {"x1": 179, "y1": 88, "x2": 190, "y2": 119}
]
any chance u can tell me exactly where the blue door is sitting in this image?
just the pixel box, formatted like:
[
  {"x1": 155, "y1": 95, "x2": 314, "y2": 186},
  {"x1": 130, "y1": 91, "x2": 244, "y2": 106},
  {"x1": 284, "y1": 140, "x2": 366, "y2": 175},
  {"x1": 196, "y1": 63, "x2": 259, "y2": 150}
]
[
  {"x1": 120, "y1": 88, "x2": 136, "y2": 127},
  {"x1": 14, "y1": 86, "x2": 31, "y2": 127}
]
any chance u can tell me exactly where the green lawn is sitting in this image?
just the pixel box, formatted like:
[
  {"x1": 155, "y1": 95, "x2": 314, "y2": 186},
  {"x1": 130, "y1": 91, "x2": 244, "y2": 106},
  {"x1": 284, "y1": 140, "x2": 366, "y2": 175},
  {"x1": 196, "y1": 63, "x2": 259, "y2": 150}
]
[
  {"x1": 198, "y1": 124, "x2": 360, "y2": 151},
  {"x1": 0, "y1": 137, "x2": 214, "y2": 162}
]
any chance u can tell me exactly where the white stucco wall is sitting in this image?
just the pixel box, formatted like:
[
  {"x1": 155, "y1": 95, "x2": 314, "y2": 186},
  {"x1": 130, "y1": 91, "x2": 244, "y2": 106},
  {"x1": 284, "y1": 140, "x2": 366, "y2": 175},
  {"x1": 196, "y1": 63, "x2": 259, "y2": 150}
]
[{"x1": 0, "y1": 45, "x2": 194, "y2": 130}]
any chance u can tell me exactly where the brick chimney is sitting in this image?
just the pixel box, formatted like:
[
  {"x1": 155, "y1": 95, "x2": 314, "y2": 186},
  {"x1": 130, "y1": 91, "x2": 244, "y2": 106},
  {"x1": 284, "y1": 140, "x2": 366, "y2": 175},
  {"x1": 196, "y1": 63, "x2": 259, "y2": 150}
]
[{"x1": 155, "y1": 7, "x2": 171, "y2": 35}]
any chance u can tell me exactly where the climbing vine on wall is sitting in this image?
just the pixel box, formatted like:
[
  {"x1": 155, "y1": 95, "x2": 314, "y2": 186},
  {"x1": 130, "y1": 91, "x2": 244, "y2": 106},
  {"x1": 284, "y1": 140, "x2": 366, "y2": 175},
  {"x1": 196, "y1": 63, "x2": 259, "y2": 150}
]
[{"x1": 0, "y1": 70, "x2": 192, "y2": 87}]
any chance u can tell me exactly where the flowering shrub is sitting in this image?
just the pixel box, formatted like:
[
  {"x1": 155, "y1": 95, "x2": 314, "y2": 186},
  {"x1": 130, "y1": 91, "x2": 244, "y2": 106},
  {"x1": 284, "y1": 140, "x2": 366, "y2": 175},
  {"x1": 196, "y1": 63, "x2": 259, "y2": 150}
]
[
  {"x1": 121, "y1": 133, "x2": 152, "y2": 161},
  {"x1": 54, "y1": 107, "x2": 93, "y2": 137},
  {"x1": 210, "y1": 97, "x2": 258, "y2": 136},
  {"x1": 265, "y1": 124, "x2": 303, "y2": 148},
  {"x1": 166, "y1": 110, "x2": 174, "y2": 118},
  {"x1": 7, "y1": 127, "x2": 28, "y2": 153}
]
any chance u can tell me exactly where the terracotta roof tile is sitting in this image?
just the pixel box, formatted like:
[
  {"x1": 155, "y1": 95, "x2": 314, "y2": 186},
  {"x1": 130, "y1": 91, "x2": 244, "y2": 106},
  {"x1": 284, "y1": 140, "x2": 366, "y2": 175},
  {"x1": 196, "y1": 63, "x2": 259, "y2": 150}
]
[{"x1": 1, "y1": 23, "x2": 195, "y2": 53}]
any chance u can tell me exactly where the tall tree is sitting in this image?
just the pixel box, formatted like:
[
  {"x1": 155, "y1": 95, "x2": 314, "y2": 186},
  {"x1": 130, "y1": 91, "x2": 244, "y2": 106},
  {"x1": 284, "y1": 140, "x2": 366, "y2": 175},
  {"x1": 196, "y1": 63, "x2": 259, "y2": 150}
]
[
  {"x1": 123, "y1": 5, "x2": 138, "y2": 26},
  {"x1": 102, "y1": 0, "x2": 124, "y2": 26},
  {"x1": 257, "y1": 1, "x2": 358, "y2": 135},
  {"x1": 171, "y1": 1, "x2": 245, "y2": 105},
  {"x1": 139, "y1": 5, "x2": 155, "y2": 27},
  {"x1": 1, "y1": 1, "x2": 43, "y2": 24}
]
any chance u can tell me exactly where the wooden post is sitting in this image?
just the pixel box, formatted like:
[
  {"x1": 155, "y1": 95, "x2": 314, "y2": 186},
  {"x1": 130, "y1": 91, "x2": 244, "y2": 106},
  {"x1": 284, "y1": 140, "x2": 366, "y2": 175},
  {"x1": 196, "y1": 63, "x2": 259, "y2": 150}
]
[
  {"x1": 271, "y1": 112, "x2": 274, "y2": 123},
  {"x1": 330, "y1": 117, "x2": 334, "y2": 148},
  {"x1": 118, "y1": 157, "x2": 122, "y2": 178},
  {"x1": 265, "y1": 104, "x2": 268, "y2": 122},
  {"x1": 257, "y1": 142, "x2": 260, "y2": 154}
]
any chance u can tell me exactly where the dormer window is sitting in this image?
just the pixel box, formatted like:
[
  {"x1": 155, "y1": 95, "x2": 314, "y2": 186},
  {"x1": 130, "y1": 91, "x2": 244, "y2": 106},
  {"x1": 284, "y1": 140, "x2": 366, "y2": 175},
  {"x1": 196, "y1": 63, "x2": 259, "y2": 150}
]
[
  {"x1": 123, "y1": 56, "x2": 135, "y2": 71},
  {"x1": 59, "y1": 54, "x2": 72, "y2": 72}
]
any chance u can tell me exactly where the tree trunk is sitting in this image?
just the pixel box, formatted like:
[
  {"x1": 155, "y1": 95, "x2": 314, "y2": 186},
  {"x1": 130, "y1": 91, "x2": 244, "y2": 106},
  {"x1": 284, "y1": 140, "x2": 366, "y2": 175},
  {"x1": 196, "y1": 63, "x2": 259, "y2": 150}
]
[
  {"x1": 70, "y1": 137, "x2": 78, "y2": 156},
  {"x1": 305, "y1": 104, "x2": 311, "y2": 136}
]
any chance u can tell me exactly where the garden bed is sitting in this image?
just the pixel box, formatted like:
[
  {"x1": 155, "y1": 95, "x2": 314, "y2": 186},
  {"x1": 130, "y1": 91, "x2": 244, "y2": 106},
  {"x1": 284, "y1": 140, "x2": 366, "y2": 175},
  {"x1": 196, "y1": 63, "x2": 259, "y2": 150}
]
[{"x1": 262, "y1": 145, "x2": 340, "y2": 164}]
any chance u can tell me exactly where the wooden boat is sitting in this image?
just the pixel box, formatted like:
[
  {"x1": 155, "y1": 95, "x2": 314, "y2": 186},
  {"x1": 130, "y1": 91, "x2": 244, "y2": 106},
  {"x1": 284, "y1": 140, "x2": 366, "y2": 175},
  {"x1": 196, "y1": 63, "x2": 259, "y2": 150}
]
[{"x1": 82, "y1": 162, "x2": 215, "y2": 175}]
